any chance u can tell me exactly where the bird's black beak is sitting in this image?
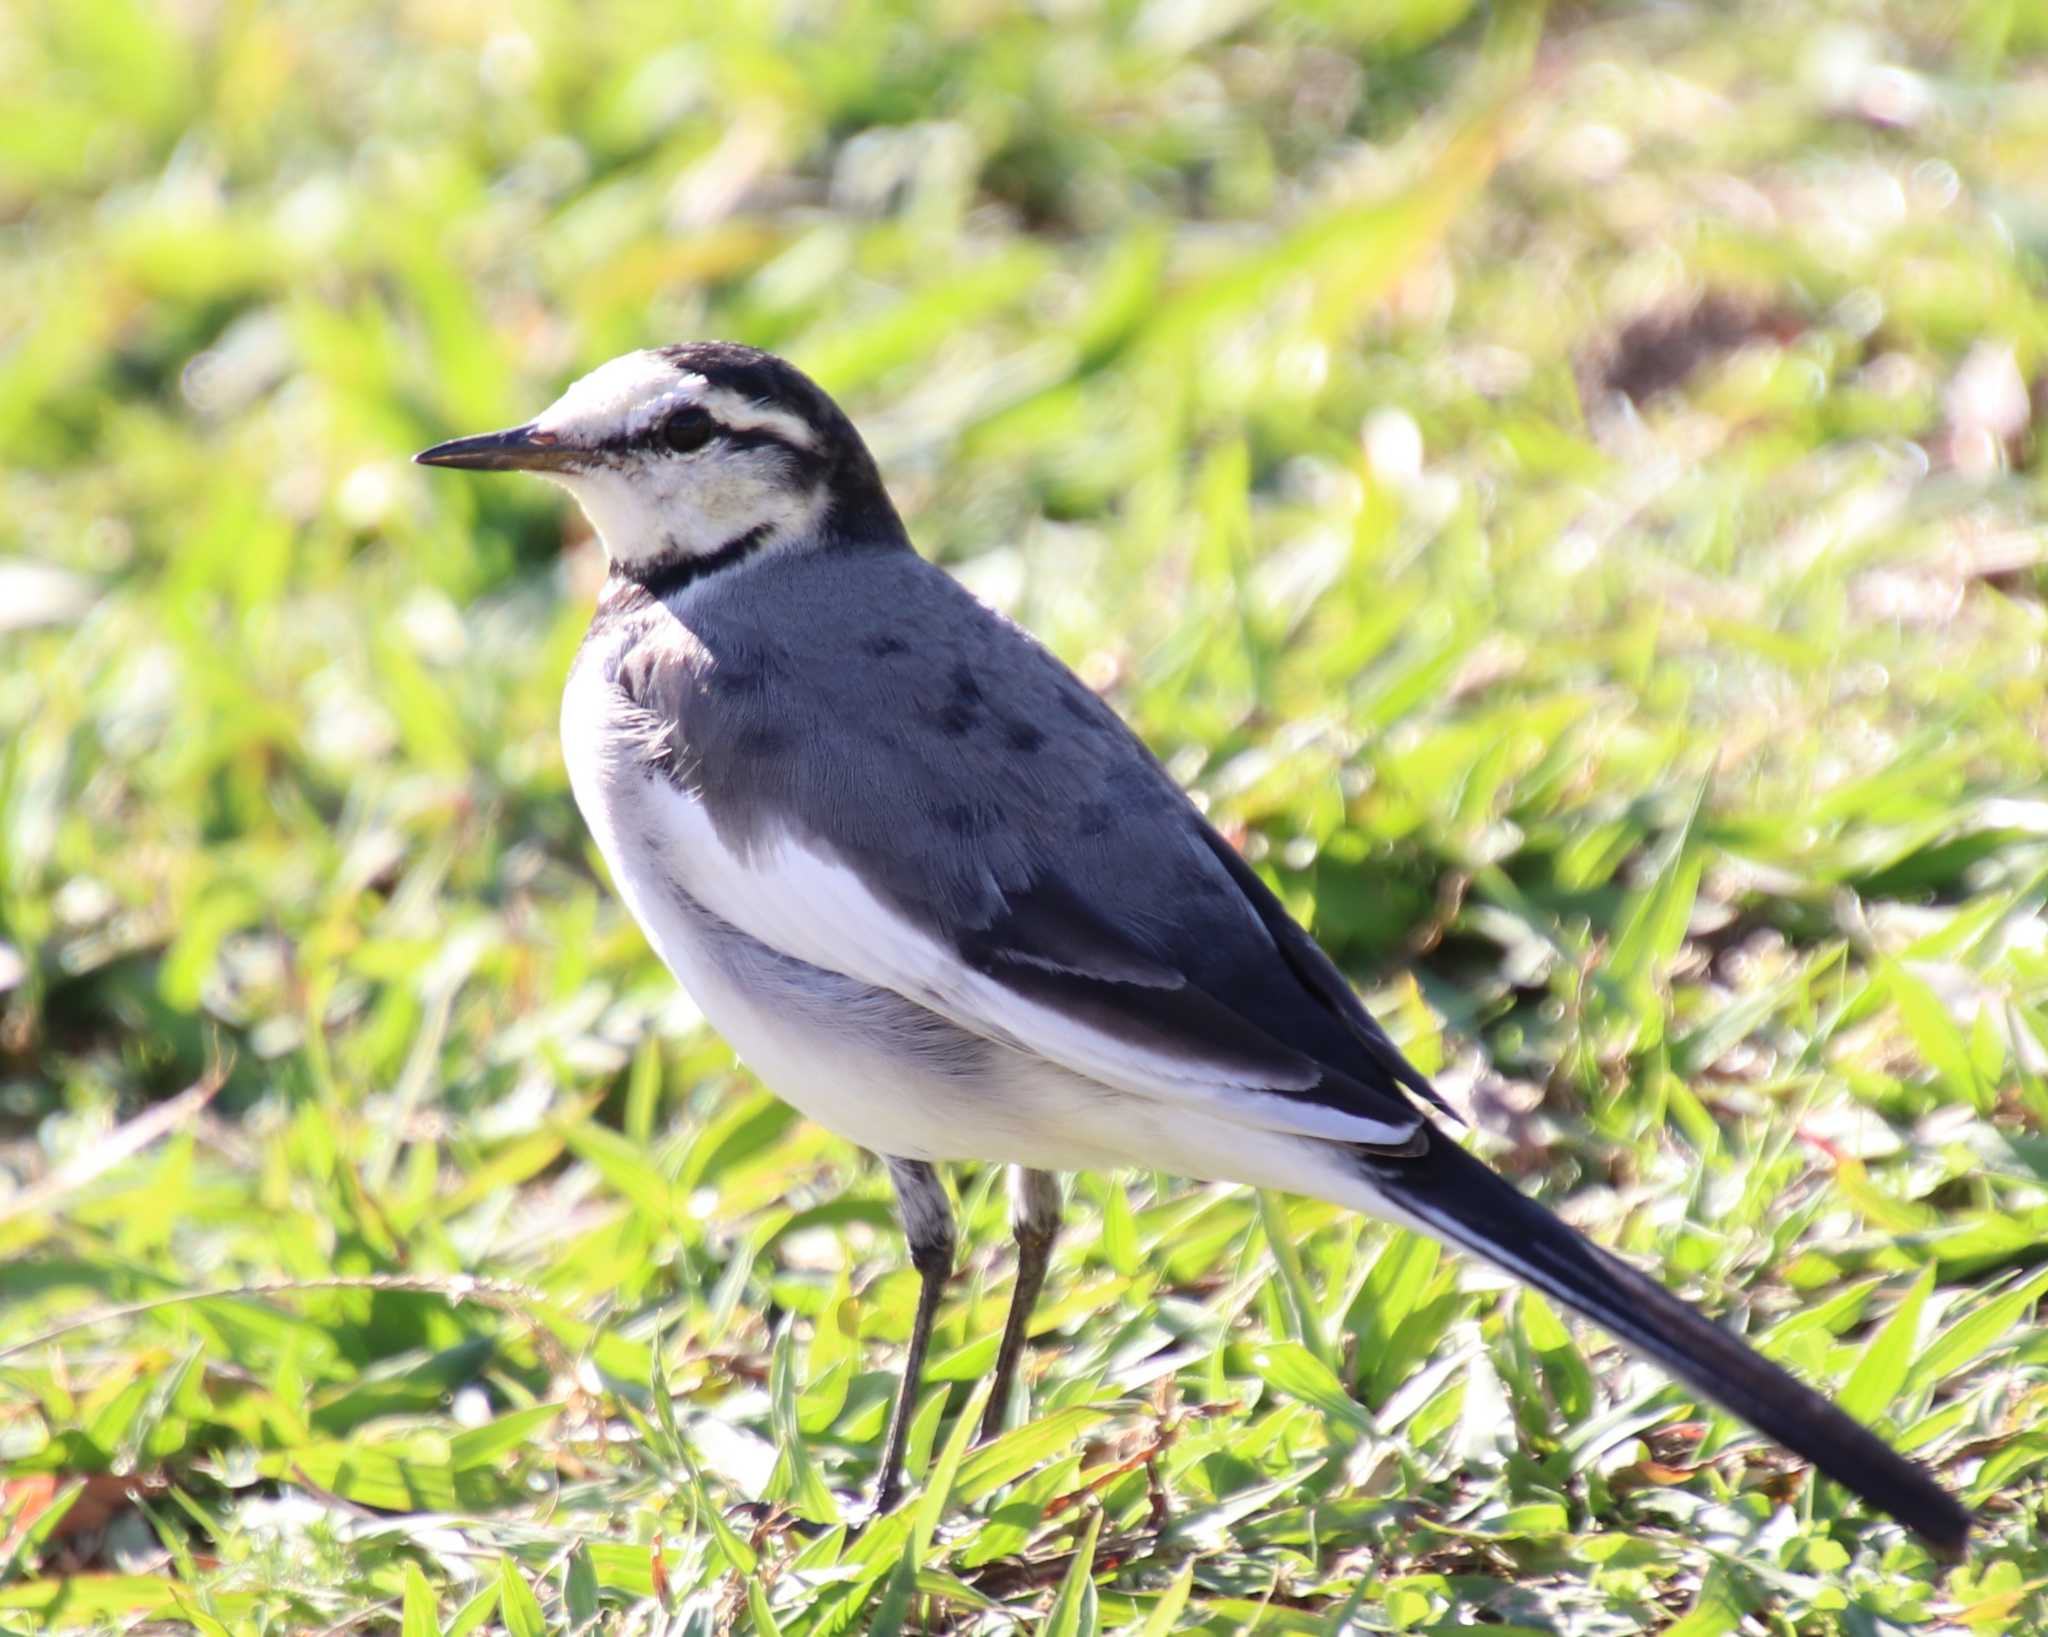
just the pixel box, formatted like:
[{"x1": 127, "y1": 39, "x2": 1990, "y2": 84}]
[{"x1": 414, "y1": 424, "x2": 581, "y2": 473}]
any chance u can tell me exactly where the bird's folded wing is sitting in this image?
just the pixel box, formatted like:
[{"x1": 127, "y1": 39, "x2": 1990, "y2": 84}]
[{"x1": 641, "y1": 772, "x2": 1436, "y2": 1152}]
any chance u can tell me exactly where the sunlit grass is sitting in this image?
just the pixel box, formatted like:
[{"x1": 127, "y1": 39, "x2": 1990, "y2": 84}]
[{"x1": 3, "y1": 0, "x2": 2046, "y2": 1631}]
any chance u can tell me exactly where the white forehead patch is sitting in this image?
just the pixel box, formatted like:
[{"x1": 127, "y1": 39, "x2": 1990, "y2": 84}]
[
  {"x1": 532, "y1": 349, "x2": 818, "y2": 451},
  {"x1": 535, "y1": 351, "x2": 702, "y2": 443}
]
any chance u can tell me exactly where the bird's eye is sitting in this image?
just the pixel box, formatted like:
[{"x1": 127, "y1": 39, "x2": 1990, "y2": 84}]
[{"x1": 661, "y1": 409, "x2": 717, "y2": 454}]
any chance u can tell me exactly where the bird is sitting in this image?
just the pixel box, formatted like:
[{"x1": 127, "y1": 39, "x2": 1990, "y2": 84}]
[{"x1": 417, "y1": 341, "x2": 1970, "y2": 1553}]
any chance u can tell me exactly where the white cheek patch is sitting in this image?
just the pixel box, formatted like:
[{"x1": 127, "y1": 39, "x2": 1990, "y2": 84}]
[
  {"x1": 551, "y1": 445, "x2": 825, "y2": 569},
  {"x1": 681, "y1": 442, "x2": 819, "y2": 532}
]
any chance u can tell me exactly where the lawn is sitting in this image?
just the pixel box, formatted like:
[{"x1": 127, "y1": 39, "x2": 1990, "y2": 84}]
[{"x1": 4, "y1": 0, "x2": 2047, "y2": 1631}]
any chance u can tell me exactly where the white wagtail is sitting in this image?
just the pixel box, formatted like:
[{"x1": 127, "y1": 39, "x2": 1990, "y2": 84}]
[{"x1": 418, "y1": 342, "x2": 1969, "y2": 1550}]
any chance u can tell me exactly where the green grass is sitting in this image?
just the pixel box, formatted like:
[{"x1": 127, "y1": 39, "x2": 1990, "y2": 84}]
[{"x1": 4, "y1": 0, "x2": 2048, "y2": 1630}]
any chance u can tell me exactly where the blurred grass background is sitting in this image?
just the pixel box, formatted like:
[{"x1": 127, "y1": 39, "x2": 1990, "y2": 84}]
[{"x1": 5, "y1": 0, "x2": 2048, "y2": 1630}]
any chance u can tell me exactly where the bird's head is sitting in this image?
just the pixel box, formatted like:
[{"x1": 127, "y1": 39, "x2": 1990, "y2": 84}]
[{"x1": 416, "y1": 342, "x2": 903, "y2": 580}]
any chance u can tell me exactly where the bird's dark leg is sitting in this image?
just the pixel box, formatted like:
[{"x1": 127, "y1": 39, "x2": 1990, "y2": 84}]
[
  {"x1": 980, "y1": 1167, "x2": 1061, "y2": 1442},
  {"x1": 876, "y1": 1157, "x2": 955, "y2": 1514}
]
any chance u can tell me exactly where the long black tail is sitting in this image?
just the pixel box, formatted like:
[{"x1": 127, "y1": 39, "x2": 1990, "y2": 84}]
[{"x1": 1353, "y1": 1135, "x2": 1970, "y2": 1555}]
